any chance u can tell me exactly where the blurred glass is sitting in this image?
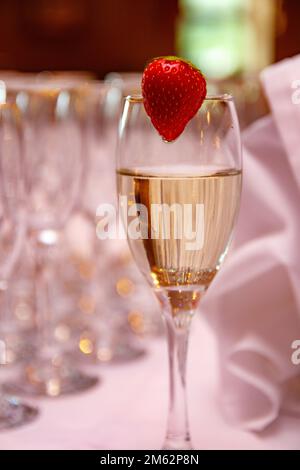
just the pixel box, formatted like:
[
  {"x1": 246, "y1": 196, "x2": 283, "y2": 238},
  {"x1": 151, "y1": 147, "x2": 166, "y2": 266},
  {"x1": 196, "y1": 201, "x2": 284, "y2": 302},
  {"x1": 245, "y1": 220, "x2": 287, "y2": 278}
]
[
  {"x1": 51, "y1": 81, "x2": 163, "y2": 366},
  {"x1": 104, "y1": 73, "x2": 142, "y2": 120},
  {"x1": 4, "y1": 84, "x2": 98, "y2": 397},
  {"x1": 208, "y1": 72, "x2": 269, "y2": 129},
  {"x1": 0, "y1": 103, "x2": 38, "y2": 429}
]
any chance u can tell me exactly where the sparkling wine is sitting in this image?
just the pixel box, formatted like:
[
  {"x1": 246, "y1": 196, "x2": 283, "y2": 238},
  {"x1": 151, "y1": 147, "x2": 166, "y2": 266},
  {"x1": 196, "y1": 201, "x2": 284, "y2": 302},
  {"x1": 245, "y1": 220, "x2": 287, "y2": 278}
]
[{"x1": 117, "y1": 166, "x2": 242, "y2": 311}]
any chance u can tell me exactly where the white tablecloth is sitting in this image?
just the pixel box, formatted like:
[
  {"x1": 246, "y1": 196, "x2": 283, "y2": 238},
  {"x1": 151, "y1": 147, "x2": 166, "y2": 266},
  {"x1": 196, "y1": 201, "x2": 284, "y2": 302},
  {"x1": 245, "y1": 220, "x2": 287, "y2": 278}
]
[{"x1": 1, "y1": 319, "x2": 299, "y2": 450}]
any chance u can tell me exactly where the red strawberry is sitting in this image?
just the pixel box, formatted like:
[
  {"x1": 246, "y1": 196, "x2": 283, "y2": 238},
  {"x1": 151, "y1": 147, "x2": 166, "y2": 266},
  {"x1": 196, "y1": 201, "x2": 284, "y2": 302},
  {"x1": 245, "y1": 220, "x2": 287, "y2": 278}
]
[{"x1": 142, "y1": 56, "x2": 207, "y2": 142}]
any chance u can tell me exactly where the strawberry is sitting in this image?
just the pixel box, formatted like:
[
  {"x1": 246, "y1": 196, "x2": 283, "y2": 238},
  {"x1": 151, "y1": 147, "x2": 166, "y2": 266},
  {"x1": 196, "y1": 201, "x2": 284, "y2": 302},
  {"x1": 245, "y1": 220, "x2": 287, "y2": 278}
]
[{"x1": 141, "y1": 56, "x2": 207, "y2": 142}]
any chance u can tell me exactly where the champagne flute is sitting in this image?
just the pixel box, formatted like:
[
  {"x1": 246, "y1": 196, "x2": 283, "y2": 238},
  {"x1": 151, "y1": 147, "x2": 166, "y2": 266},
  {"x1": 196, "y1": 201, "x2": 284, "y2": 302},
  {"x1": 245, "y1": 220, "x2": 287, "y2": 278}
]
[
  {"x1": 116, "y1": 94, "x2": 242, "y2": 449},
  {"x1": 4, "y1": 85, "x2": 98, "y2": 397},
  {"x1": 64, "y1": 82, "x2": 146, "y2": 364},
  {"x1": 0, "y1": 102, "x2": 38, "y2": 428}
]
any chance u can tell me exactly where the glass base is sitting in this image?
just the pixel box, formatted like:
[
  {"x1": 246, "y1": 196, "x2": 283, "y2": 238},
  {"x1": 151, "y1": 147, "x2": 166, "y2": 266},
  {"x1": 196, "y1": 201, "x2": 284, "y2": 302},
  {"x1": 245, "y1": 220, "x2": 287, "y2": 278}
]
[
  {"x1": 0, "y1": 396, "x2": 39, "y2": 430},
  {"x1": 57, "y1": 314, "x2": 147, "y2": 364},
  {"x1": 77, "y1": 339, "x2": 146, "y2": 365},
  {"x1": 162, "y1": 437, "x2": 193, "y2": 450},
  {"x1": 3, "y1": 360, "x2": 99, "y2": 397},
  {"x1": 0, "y1": 327, "x2": 36, "y2": 367},
  {"x1": 0, "y1": 338, "x2": 35, "y2": 367}
]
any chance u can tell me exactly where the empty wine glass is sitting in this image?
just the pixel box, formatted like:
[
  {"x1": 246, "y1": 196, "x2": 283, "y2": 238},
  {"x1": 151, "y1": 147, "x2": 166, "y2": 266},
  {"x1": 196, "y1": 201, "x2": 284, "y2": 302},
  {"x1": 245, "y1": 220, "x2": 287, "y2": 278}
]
[
  {"x1": 4, "y1": 85, "x2": 98, "y2": 397},
  {"x1": 0, "y1": 102, "x2": 38, "y2": 428},
  {"x1": 61, "y1": 82, "x2": 147, "y2": 364},
  {"x1": 117, "y1": 94, "x2": 242, "y2": 449}
]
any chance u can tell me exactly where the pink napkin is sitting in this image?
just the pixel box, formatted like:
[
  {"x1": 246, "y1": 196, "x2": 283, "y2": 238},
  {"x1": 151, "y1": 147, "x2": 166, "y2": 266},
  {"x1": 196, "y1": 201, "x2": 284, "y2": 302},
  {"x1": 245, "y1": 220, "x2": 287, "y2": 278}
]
[{"x1": 201, "y1": 55, "x2": 300, "y2": 431}]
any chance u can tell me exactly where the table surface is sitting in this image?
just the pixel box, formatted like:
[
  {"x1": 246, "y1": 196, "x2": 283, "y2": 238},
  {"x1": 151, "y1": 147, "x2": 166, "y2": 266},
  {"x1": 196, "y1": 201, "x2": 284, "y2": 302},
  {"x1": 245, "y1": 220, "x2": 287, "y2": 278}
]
[{"x1": 1, "y1": 319, "x2": 299, "y2": 450}]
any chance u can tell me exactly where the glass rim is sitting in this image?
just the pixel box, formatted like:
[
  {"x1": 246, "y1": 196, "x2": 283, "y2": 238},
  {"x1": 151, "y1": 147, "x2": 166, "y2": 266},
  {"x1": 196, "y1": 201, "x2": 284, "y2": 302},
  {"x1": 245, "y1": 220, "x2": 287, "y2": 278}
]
[
  {"x1": 4, "y1": 81, "x2": 89, "y2": 95},
  {"x1": 124, "y1": 93, "x2": 233, "y2": 104}
]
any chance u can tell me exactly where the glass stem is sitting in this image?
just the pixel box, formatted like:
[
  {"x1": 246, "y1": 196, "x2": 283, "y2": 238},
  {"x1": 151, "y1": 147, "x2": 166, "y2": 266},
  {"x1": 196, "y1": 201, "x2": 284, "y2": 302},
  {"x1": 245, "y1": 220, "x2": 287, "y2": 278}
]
[
  {"x1": 32, "y1": 236, "x2": 56, "y2": 360},
  {"x1": 162, "y1": 312, "x2": 193, "y2": 450}
]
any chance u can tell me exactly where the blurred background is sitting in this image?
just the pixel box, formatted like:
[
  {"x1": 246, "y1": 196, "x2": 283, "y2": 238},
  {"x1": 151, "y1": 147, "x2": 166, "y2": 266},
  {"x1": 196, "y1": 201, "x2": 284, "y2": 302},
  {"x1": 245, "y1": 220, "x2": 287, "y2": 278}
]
[
  {"x1": 0, "y1": 0, "x2": 298, "y2": 131},
  {"x1": 0, "y1": 0, "x2": 297, "y2": 77}
]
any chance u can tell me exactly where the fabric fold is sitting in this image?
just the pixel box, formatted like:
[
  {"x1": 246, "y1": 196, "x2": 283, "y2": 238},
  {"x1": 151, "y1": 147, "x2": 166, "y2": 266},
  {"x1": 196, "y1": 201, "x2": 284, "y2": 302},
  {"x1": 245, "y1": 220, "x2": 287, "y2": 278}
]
[{"x1": 202, "y1": 56, "x2": 300, "y2": 431}]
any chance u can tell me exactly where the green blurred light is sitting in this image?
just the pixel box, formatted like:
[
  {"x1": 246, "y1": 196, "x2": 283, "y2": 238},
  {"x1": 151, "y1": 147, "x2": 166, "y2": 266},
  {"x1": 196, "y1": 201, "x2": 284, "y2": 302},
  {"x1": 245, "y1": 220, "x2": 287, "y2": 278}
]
[{"x1": 177, "y1": 0, "x2": 250, "y2": 79}]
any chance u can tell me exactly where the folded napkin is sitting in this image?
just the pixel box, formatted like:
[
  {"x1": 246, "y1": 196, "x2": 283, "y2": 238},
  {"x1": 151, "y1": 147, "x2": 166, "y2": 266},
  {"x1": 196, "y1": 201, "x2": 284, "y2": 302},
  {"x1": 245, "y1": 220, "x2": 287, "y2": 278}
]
[{"x1": 201, "y1": 55, "x2": 300, "y2": 431}]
